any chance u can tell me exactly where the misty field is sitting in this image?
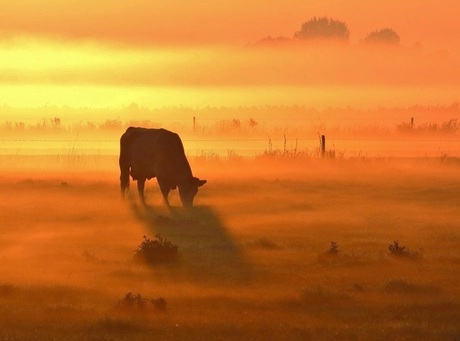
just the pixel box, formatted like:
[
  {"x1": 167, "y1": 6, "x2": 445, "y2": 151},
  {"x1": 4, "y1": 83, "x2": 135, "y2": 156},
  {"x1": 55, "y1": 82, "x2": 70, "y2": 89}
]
[{"x1": 1, "y1": 156, "x2": 460, "y2": 340}]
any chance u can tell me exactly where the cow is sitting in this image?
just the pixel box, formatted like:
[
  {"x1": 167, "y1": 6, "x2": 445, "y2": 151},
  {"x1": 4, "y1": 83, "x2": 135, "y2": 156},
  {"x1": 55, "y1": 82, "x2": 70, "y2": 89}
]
[{"x1": 119, "y1": 127, "x2": 206, "y2": 207}]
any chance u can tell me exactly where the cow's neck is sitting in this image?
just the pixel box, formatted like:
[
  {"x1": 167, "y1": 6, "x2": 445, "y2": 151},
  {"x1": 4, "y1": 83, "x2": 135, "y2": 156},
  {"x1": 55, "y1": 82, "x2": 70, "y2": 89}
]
[{"x1": 172, "y1": 154, "x2": 193, "y2": 185}]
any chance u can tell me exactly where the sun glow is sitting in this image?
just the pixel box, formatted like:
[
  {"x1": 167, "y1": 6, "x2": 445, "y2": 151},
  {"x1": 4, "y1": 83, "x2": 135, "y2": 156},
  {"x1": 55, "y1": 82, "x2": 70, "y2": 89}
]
[{"x1": 1, "y1": 37, "x2": 459, "y2": 111}]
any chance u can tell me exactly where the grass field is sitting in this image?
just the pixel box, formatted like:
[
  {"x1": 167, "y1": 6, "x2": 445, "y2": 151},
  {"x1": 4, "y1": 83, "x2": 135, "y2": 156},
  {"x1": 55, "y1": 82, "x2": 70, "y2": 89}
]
[{"x1": 1, "y1": 156, "x2": 460, "y2": 340}]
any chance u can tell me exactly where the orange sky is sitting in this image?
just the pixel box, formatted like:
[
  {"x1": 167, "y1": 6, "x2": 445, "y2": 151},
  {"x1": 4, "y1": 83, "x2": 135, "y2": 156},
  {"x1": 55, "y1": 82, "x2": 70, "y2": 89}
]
[
  {"x1": 1, "y1": 0, "x2": 459, "y2": 47},
  {"x1": 0, "y1": 1, "x2": 459, "y2": 109}
]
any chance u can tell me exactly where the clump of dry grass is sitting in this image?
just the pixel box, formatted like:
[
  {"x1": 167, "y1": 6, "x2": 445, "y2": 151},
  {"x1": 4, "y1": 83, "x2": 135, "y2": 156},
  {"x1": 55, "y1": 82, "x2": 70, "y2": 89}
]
[
  {"x1": 116, "y1": 292, "x2": 167, "y2": 313},
  {"x1": 317, "y1": 241, "x2": 340, "y2": 262},
  {"x1": 317, "y1": 241, "x2": 340, "y2": 260},
  {"x1": 134, "y1": 234, "x2": 179, "y2": 264},
  {"x1": 388, "y1": 240, "x2": 423, "y2": 259},
  {"x1": 328, "y1": 241, "x2": 340, "y2": 255},
  {"x1": 317, "y1": 241, "x2": 368, "y2": 267}
]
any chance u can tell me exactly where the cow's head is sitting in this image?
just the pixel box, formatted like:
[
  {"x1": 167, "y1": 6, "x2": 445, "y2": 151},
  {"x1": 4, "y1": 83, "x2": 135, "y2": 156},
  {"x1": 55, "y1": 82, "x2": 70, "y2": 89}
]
[{"x1": 179, "y1": 177, "x2": 207, "y2": 207}]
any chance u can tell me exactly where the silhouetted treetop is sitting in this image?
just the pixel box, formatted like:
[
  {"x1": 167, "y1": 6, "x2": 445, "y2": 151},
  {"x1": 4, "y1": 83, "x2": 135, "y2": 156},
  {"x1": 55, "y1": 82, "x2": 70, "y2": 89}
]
[
  {"x1": 364, "y1": 28, "x2": 400, "y2": 45},
  {"x1": 294, "y1": 17, "x2": 350, "y2": 41},
  {"x1": 255, "y1": 36, "x2": 292, "y2": 46}
]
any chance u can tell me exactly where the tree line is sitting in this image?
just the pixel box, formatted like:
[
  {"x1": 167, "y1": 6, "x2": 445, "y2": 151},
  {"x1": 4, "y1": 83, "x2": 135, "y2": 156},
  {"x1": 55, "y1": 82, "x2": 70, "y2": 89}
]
[
  {"x1": 1, "y1": 108, "x2": 458, "y2": 138},
  {"x1": 257, "y1": 17, "x2": 401, "y2": 46}
]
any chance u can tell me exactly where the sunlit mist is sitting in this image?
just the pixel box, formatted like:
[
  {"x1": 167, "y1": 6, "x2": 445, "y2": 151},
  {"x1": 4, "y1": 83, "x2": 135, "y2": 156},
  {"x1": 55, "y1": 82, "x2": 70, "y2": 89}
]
[
  {"x1": 1, "y1": 37, "x2": 459, "y2": 109},
  {"x1": 1, "y1": 2, "x2": 460, "y2": 340}
]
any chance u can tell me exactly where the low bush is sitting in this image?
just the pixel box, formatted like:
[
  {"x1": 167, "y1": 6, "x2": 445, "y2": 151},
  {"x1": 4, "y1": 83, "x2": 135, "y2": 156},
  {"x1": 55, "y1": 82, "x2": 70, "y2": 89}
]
[
  {"x1": 328, "y1": 241, "x2": 339, "y2": 255},
  {"x1": 388, "y1": 240, "x2": 422, "y2": 259},
  {"x1": 134, "y1": 234, "x2": 179, "y2": 264},
  {"x1": 117, "y1": 292, "x2": 167, "y2": 313}
]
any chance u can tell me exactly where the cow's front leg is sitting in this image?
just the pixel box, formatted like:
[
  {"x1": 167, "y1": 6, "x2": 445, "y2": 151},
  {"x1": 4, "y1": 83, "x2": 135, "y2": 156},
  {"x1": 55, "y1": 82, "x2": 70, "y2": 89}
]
[
  {"x1": 137, "y1": 178, "x2": 146, "y2": 205},
  {"x1": 158, "y1": 181, "x2": 171, "y2": 207}
]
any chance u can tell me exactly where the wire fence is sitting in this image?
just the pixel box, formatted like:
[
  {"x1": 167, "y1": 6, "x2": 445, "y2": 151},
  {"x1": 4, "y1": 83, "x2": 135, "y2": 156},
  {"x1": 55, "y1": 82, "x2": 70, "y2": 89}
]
[{"x1": 1, "y1": 137, "x2": 460, "y2": 158}]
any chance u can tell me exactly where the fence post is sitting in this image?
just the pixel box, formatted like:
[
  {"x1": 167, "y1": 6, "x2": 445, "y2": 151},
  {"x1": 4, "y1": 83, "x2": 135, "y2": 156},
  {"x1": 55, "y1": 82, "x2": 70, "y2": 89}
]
[
  {"x1": 411, "y1": 117, "x2": 414, "y2": 129},
  {"x1": 321, "y1": 135, "x2": 326, "y2": 157},
  {"x1": 193, "y1": 116, "x2": 196, "y2": 133}
]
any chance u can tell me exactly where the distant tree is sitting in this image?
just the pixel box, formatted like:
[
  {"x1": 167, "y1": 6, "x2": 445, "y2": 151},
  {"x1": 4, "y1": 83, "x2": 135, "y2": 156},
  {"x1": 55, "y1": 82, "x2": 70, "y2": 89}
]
[
  {"x1": 253, "y1": 36, "x2": 292, "y2": 47},
  {"x1": 364, "y1": 28, "x2": 400, "y2": 45},
  {"x1": 294, "y1": 17, "x2": 350, "y2": 41}
]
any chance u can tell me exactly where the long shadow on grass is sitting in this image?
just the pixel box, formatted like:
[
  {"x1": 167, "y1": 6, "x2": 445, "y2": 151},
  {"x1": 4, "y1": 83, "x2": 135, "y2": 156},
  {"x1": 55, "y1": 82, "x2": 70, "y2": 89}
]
[{"x1": 129, "y1": 201, "x2": 252, "y2": 285}]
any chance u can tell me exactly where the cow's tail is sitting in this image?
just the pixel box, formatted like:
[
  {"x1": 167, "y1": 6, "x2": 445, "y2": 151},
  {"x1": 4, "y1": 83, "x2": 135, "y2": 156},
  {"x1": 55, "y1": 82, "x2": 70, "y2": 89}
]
[
  {"x1": 119, "y1": 133, "x2": 131, "y2": 197},
  {"x1": 119, "y1": 157, "x2": 130, "y2": 196}
]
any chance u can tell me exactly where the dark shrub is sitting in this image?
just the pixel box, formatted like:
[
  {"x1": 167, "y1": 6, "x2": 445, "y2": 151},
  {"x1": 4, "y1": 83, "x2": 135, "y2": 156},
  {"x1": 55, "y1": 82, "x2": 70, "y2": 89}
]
[{"x1": 134, "y1": 234, "x2": 179, "y2": 264}]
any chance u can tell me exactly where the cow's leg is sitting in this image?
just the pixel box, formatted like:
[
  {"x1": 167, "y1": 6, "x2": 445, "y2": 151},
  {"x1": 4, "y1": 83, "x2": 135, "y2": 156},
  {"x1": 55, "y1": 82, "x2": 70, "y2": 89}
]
[
  {"x1": 158, "y1": 181, "x2": 171, "y2": 207},
  {"x1": 137, "y1": 178, "x2": 146, "y2": 205}
]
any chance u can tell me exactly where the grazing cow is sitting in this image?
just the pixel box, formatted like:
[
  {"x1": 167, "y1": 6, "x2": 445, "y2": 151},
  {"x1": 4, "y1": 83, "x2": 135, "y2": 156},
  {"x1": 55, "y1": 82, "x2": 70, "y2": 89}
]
[{"x1": 119, "y1": 127, "x2": 206, "y2": 207}]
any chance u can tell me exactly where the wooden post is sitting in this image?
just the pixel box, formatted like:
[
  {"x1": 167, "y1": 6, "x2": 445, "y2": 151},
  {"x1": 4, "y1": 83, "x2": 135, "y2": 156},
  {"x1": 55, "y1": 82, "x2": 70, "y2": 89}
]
[
  {"x1": 193, "y1": 116, "x2": 196, "y2": 133},
  {"x1": 410, "y1": 117, "x2": 414, "y2": 129},
  {"x1": 321, "y1": 135, "x2": 326, "y2": 157}
]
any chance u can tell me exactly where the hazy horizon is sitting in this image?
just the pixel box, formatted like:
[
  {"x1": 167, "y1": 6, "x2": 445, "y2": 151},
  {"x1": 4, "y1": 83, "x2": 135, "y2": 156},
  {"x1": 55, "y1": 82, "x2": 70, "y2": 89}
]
[
  {"x1": 1, "y1": 41, "x2": 459, "y2": 111},
  {"x1": 1, "y1": 1, "x2": 460, "y2": 115}
]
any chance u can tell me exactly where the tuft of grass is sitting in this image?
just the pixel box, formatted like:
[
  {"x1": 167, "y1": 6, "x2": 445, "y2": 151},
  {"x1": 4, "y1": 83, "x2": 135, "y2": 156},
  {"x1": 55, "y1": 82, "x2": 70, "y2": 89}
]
[
  {"x1": 388, "y1": 240, "x2": 423, "y2": 259},
  {"x1": 134, "y1": 234, "x2": 179, "y2": 264},
  {"x1": 318, "y1": 241, "x2": 340, "y2": 260},
  {"x1": 388, "y1": 240, "x2": 407, "y2": 255},
  {"x1": 116, "y1": 292, "x2": 167, "y2": 313},
  {"x1": 318, "y1": 242, "x2": 368, "y2": 267},
  {"x1": 328, "y1": 241, "x2": 340, "y2": 255}
]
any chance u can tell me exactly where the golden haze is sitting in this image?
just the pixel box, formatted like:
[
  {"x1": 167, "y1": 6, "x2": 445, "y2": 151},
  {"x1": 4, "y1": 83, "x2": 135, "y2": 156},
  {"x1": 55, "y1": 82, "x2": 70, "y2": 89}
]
[
  {"x1": 0, "y1": 2, "x2": 460, "y2": 339},
  {"x1": 0, "y1": 0, "x2": 459, "y2": 110}
]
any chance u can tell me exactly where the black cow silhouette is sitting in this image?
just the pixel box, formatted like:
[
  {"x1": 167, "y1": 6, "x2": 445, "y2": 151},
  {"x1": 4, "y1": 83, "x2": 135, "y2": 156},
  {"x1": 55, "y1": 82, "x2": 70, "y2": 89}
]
[{"x1": 119, "y1": 127, "x2": 206, "y2": 207}]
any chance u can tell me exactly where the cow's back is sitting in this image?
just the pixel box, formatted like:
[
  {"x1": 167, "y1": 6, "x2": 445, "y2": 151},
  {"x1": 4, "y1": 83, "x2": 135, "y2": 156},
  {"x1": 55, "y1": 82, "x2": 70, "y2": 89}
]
[{"x1": 121, "y1": 127, "x2": 192, "y2": 184}]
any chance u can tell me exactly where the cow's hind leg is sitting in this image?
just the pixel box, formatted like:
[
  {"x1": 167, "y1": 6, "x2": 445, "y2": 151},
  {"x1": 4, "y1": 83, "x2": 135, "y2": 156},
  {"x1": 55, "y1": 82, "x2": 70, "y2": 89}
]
[{"x1": 137, "y1": 178, "x2": 146, "y2": 205}]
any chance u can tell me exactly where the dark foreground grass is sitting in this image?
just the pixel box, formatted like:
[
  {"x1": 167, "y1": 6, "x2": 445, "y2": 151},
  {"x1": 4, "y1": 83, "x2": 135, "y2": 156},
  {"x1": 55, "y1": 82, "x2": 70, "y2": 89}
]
[
  {"x1": 0, "y1": 283, "x2": 459, "y2": 341},
  {"x1": 0, "y1": 159, "x2": 460, "y2": 340}
]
